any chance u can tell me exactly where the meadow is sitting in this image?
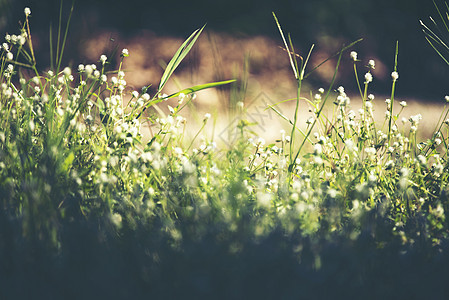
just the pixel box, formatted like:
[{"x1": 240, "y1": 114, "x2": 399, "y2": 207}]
[{"x1": 1, "y1": 4, "x2": 449, "y2": 299}]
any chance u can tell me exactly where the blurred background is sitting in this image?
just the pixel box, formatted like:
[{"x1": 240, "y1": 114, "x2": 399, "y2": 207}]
[{"x1": 1, "y1": 0, "x2": 447, "y2": 103}]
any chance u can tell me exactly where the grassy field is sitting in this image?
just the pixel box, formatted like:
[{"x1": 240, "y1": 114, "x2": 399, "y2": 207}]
[{"x1": 1, "y1": 5, "x2": 449, "y2": 299}]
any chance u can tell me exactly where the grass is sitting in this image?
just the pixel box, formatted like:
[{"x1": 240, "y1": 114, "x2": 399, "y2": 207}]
[{"x1": 1, "y1": 4, "x2": 449, "y2": 299}]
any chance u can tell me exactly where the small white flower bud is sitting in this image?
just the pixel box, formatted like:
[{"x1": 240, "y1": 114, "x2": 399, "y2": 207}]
[{"x1": 391, "y1": 71, "x2": 399, "y2": 81}]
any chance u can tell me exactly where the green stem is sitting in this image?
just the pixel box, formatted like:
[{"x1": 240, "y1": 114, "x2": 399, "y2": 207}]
[{"x1": 387, "y1": 41, "x2": 399, "y2": 145}]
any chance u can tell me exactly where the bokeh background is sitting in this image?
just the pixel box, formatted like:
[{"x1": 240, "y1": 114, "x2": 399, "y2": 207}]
[{"x1": 1, "y1": 0, "x2": 448, "y2": 102}]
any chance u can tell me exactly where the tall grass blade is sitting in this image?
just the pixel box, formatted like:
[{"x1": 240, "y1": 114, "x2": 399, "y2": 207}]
[
  {"x1": 158, "y1": 25, "x2": 206, "y2": 93},
  {"x1": 49, "y1": 24, "x2": 54, "y2": 71},
  {"x1": 273, "y1": 12, "x2": 298, "y2": 79},
  {"x1": 303, "y1": 38, "x2": 363, "y2": 79},
  {"x1": 137, "y1": 79, "x2": 235, "y2": 119},
  {"x1": 421, "y1": 2, "x2": 449, "y2": 65},
  {"x1": 54, "y1": 0, "x2": 75, "y2": 73},
  {"x1": 291, "y1": 41, "x2": 348, "y2": 167},
  {"x1": 387, "y1": 41, "x2": 399, "y2": 143},
  {"x1": 165, "y1": 79, "x2": 236, "y2": 99},
  {"x1": 434, "y1": 0, "x2": 449, "y2": 33}
]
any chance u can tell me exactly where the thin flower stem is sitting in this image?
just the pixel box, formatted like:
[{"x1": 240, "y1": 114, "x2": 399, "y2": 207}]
[{"x1": 388, "y1": 41, "x2": 399, "y2": 145}]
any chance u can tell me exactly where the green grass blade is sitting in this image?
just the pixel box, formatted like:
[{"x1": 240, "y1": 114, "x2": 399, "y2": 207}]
[
  {"x1": 264, "y1": 97, "x2": 304, "y2": 107},
  {"x1": 301, "y1": 44, "x2": 315, "y2": 80},
  {"x1": 287, "y1": 33, "x2": 301, "y2": 79},
  {"x1": 421, "y1": 20, "x2": 449, "y2": 51},
  {"x1": 303, "y1": 38, "x2": 363, "y2": 80},
  {"x1": 433, "y1": 0, "x2": 449, "y2": 33},
  {"x1": 49, "y1": 24, "x2": 54, "y2": 71},
  {"x1": 158, "y1": 25, "x2": 206, "y2": 92},
  {"x1": 425, "y1": 36, "x2": 449, "y2": 65},
  {"x1": 166, "y1": 79, "x2": 236, "y2": 99},
  {"x1": 137, "y1": 79, "x2": 235, "y2": 119},
  {"x1": 55, "y1": 0, "x2": 63, "y2": 69},
  {"x1": 292, "y1": 41, "x2": 347, "y2": 165},
  {"x1": 273, "y1": 12, "x2": 298, "y2": 79},
  {"x1": 387, "y1": 41, "x2": 399, "y2": 143},
  {"x1": 56, "y1": 0, "x2": 75, "y2": 73},
  {"x1": 266, "y1": 103, "x2": 310, "y2": 140}
]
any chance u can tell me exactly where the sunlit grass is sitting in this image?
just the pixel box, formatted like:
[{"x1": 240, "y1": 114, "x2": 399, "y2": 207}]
[{"x1": 1, "y1": 4, "x2": 449, "y2": 298}]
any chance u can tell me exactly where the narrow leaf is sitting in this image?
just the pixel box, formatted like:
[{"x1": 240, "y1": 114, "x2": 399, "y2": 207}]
[
  {"x1": 273, "y1": 12, "x2": 298, "y2": 79},
  {"x1": 166, "y1": 79, "x2": 236, "y2": 99},
  {"x1": 158, "y1": 25, "x2": 206, "y2": 92}
]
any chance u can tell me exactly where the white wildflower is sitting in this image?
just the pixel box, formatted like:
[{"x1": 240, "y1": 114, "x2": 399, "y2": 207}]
[
  {"x1": 62, "y1": 67, "x2": 72, "y2": 77},
  {"x1": 337, "y1": 86, "x2": 345, "y2": 94},
  {"x1": 18, "y1": 35, "x2": 26, "y2": 46},
  {"x1": 364, "y1": 72, "x2": 373, "y2": 83},
  {"x1": 409, "y1": 114, "x2": 422, "y2": 125},
  {"x1": 313, "y1": 143, "x2": 322, "y2": 155},
  {"x1": 100, "y1": 54, "x2": 107, "y2": 65},
  {"x1": 400, "y1": 167, "x2": 409, "y2": 177},
  {"x1": 85, "y1": 64, "x2": 93, "y2": 76},
  {"x1": 364, "y1": 147, "x2": 376, "y2": 157},
  {"x1": 417, "y1": 154, "x2": 427, "y2": 166},
  {"x1": 385, "y1": 160, "x2": 395, "y2": 169},
  {"x1": 327, "y1": 189, "x2": 337, "y2": 198},
  {"x1": 345, "y1": 139, "x2": 356, "y2": 152},
  {"x1": 236, "y1": 101, "x2": 244, "y2": 111},
  {"x1": 391, "y1": 71, "x2": 399, "y2": 81},
  {"x1": 313, "y1": 156, "x2": 323, "y2": 165}
]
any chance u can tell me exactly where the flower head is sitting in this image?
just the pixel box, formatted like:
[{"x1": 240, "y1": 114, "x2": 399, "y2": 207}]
[
  {"x1": 203, "y1": 113, "x2": 211, "y2": 121},
  {"x1": 100, "y1": 54, "x2": 107, "y2": 65},
  {"x1": 24, "y1": 7, "x2": 31, "y2": 17},
  {"x1": 63, "y1": 67, "x2": 71, "y2": 77},
  {"x1": 364, "y1": 72, "x2": 373, "y2": 84},
  {"x1": 391, "y1": 71, "x2": 399, "y2": 81}
]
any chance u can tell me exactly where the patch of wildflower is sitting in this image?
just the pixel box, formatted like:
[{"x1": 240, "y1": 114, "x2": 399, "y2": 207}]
[{"x1": 1, "y1": 9, "x2": 449, "y2": 276}]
